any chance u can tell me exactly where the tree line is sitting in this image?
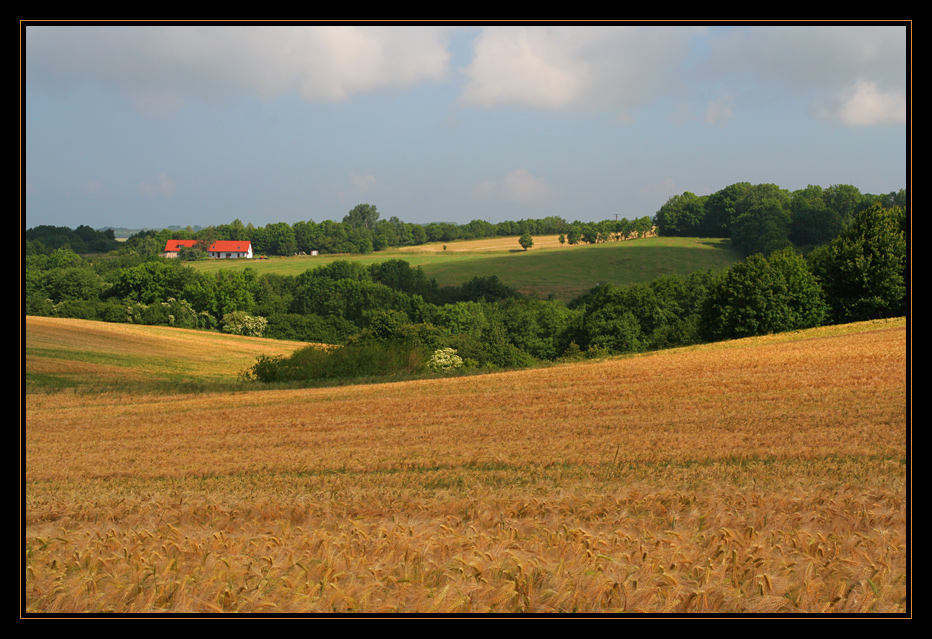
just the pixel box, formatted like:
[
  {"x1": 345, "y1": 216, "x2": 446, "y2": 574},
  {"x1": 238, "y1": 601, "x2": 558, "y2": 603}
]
[
  {"x1": 26, "y1": 204, "x2": 654, "y2": 260},
  {"x1": 24, "y1": 195, "x2": 907, "y2": 384},
  {"x1": 653, "y1": 182, "x2": 906, "y2": 257},
  {"x1": 25, "y1": 225, "x2": 122, "y2": 255}
]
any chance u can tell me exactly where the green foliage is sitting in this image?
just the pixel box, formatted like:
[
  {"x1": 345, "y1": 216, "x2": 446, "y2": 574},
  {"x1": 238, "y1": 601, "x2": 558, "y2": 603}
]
[
  {"x1": 498, "y1": 298, "x2": 576, "y2": 361},
  {"x1": 699, "y1": 248, "x2": 827, "y2": 342},
  {"x1": 343, "y1": 203, "x2": 381, "y2": 230},
  {"x1": 264, "y1": 313, "x2": 357, "y2": 344},
  {"x1": 246, "y1": 340, "x2": 429, "y2": 384},
  {"x1": 25, "y1": 224, "x2": 121, "y2": 254},
  {"x1": 450, "y1": 275, "x2": 519, "y2": 303},
  {"x1": 254, "y1": 222, "x2": 297, "y2": 256},
  {"x1": 702, "y1": 182, "x2": 752, "y2": 237},
  {"x1": 41, "y1": 266, "x2": 106, "y2": 303},
  {"x1": 808, "y1": 203, "x2": 907, "y2": 323},
  {"x1": 178, "y1": 245, "x2": 207, "y2": 261},
  {"x1": 564, "y1": 272, "x2": 714, "y2": 355},
  {"x1": 357, "y1": 309, "x2": 444, "y2": 348},
  {"x1": 731, "y1": 197, "x2": 793, "y2": 258},
  {"x1": 25, "y1": 188, "x2": 907, "y2": 388},
  {"x1": 519, "y1": 232, "x2": 534, "y2": 250},
  {"x1": 112, "y1": 259, "x2": 198, "y2": 305},
  {"x1": 654, "y1": 191, "x2": 706, "y2": 237}
]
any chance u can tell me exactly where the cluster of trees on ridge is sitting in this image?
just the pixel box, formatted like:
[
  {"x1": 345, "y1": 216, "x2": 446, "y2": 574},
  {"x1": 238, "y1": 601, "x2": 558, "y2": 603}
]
[
  {"x1": 655, "y1": 182, "x2": 906, "y2": 257},
  {"x1": 25, "y1": 182, "x2": 907, "y2": 384}
]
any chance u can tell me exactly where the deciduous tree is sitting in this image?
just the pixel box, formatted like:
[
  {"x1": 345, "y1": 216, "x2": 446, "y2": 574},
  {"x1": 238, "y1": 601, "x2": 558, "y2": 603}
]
[{"x1": 808, "y1": 203, "x2": 907, "y2": 323}]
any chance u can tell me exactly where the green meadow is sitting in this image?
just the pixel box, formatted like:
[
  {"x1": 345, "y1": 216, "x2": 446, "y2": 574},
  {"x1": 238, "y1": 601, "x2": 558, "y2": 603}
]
[{"x1": 187, "y1": 235, "x2": 739, "y2": 301}]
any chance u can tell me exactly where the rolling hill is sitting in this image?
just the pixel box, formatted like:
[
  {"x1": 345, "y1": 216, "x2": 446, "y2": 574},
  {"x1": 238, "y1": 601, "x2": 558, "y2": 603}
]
[{"x1": 24, "y1": 315, "x2": 907, "y2": 614}]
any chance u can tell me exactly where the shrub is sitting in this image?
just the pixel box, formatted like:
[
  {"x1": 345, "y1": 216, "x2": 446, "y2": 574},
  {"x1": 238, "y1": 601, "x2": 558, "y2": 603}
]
[
  {"x1": 264, "y1": 313, "x2": 358, "y2": 344},
  {"x1": 246, "y1": 340, "x2": 429, "y2": 383},
  {"x1": 427, "y1": 348, "x2": 464, "y2": 373},
  {"x1": 221, "y1": 311, "x2": 268, "y2": 337}
]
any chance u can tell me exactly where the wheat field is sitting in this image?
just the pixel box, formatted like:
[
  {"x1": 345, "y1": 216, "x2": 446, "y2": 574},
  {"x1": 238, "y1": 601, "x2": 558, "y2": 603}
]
[{"x1": 23, "y1": 317, "x2": 908, "y2": 615}]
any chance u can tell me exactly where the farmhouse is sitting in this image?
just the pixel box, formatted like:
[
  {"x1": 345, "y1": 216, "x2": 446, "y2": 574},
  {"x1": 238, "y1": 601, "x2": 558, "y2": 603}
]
[
  {"x1": 162, "y1": 239, "x2": 198, "y2": 258},
  {"x1": 162, "y1": 239, "x2": 253, "y2": 259},
  {"x1": 207, "y1": 240, "x2": 253, "y2": 259}
]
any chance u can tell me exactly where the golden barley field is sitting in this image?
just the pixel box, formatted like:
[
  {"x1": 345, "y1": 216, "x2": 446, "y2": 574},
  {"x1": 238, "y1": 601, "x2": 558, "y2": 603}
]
[{"x1": 23, "y1": 316, "x2": 909, "y2": 615}]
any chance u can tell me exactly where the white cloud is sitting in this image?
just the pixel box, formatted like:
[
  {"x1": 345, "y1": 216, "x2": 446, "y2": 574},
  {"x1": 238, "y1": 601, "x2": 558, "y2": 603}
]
[
  {"x1": 26, "y1": 25, "x2": 453, "y2": 115},
  {"x1": 473, "y1": 168, "x2": 549, "y2": 204},
  {"x1": 701, "y1": 25, "x2": 906, "y2": 126},
  {"x1": 830, "y1": 79, "x2": 906, "y2": 126},
  {"x1": 459, "y1": 26, "x2": 697, "y2": 111}
]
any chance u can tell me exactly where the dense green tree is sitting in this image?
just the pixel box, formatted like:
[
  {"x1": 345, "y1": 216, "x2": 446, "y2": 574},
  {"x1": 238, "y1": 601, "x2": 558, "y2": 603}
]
[
  {"x1": 702, "y1": 182, "x2": 752, "y2": 238},
  {"x1": 253, "y1": 222, "x2": 297, "y2": 256},
  {"x1": 823, "y1": 184, "x2": 863, "y2": 229},
  {"x1": 213, "y1": 268, "x2": 259, "y2": 317},
  {"x1": 367, "y1": 259, "x2": 438, "y2": 301},
  {"x1": 519, "y1": 232, "x2": 534, "y2": 250},
  {"x1": 312, "y1": 260, "x2": 371, "y2": 282},
  {"x1": 789, "y1": 184, "x2": 841, "y2": 250},
  {"x1": 654, "y1": 192, "x2": 706, "y2": 236},
  {"x1": 632, "y1": 216, "x2": 654, "y2": 238},
  {"x1": 25, "y1": 224, "x2": 121, "y2": 254},
  {"x1": 42, "y1": 266, "x2": 106, "y2": 303},
  {"x1": 498, "y1": 298, "x2": 575, "y2": 360},
  {"x1": 292, "y1": 220, "x2": 317, "y2": 254},
  {"x1": 566, "y1": 225, "x2": 581, "y2": 245},
  {"x1": 731, "y1": 197, "x2": 793, "y2": 258},
  {"x1": 264, "y1": 313, "x2": 357, "y2": 344},
  {"x1": 699, "y1": 248, "x2": 827, "y2": 341},
  {"x1": 454, "y1": 275, "x2": 519, "y2": 304},
  {"x1": 253, "y1": 273, "x2": 295, "y2": 317},
  {"x1": 808, "y1": 203, "x2": 907, "y2": 323},
  {"x1": 343, "y1": 203, "x2": 380, "y2": 230},
  {"x1": 111, "y1": 260, "x2": 196, "y2": 305},
  {"x1": 216, "y1": 218, "x2": 249, "y2": 241}
]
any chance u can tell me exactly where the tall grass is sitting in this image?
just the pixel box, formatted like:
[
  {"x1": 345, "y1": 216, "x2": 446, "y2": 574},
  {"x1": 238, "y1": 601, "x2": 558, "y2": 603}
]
[{"x1": 25, "y1": 318, "x2": 907, "y2": 614}]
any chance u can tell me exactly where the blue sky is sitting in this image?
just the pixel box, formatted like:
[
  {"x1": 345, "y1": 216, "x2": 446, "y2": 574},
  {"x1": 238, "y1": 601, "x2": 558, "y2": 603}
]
[{"x1": 24, "y1": 23, "x2": 908, "y2": 230}]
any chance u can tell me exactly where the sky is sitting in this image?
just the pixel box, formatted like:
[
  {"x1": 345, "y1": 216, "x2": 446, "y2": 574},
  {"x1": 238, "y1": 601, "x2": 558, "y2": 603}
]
[{"x1": 23, "y1": 23, "x2": 909, "y2": 231}]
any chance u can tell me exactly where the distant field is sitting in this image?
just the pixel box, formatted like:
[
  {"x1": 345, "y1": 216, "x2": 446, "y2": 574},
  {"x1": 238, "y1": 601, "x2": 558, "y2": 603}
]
[
  {"x1": 24, "y1": 316, "x2": 907, "y2": 614},
  {"x1": 187, "y1": 236, "x2": 739, "y2": 301},
  {"x1": 24, "y1": 316, "x2": 309, "y2": 392}
]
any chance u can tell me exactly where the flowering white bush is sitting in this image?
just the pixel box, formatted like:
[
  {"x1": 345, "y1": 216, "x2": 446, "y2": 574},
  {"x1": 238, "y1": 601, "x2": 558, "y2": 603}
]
[
  {"x1": 221, "y1": 311, "x2": 268, "y2": 337},
  {"x1": 427, "y1": 347, "x2": 464, "y2": 373}
]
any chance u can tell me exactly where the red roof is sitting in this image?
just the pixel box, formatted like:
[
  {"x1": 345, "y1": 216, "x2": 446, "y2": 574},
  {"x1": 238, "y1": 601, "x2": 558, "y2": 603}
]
[
  {"x1": 208, "y1": 241, "x2": 252, "y2": 253},
  {"x1": 164, "y1": 239, "x2": 198, "y2": 251}
]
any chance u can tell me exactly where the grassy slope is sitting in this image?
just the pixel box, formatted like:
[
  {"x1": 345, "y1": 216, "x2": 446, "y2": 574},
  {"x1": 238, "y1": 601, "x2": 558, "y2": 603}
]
[
  {"x1": 24, "y1": 316, "x2": 908, "y2": 613},
  {"x1": 187, "y1": 236, "x2": 739, "y2": 301},
  {"x1": 24, "y1": 316, "x2": 310, "y2": 392}
]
